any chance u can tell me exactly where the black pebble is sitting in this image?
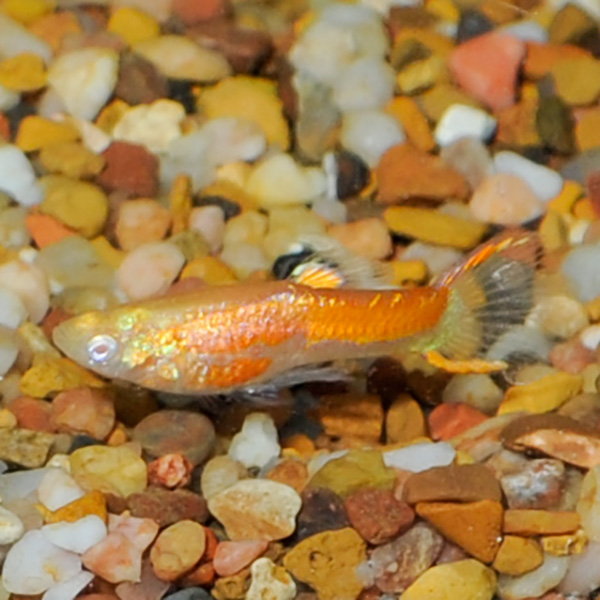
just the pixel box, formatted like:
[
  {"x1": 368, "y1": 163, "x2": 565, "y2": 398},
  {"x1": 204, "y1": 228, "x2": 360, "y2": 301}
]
[
  {"x1": 168, "y1": 79, "x2": 197, "y2": 114},
  {"x1": 193, "y1": 195, "x2": 242, "y2": 221},
  {"x1": 334, "y1": 150, "x2": 371, "y2": 200},
  {"x1": 456, "y1": 9, "x2": 494, "y2": 43}
]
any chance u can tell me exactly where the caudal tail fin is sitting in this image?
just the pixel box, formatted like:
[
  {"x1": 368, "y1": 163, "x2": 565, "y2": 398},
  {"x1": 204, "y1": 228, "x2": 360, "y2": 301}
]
[{"x1": 417, "y1": 230, "x2": 548, "y2": 373}]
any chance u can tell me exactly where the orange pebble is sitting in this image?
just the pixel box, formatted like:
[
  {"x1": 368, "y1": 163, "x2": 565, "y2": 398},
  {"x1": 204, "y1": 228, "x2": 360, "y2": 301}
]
[
  {"x1": 43, "y1": 489, "x2": 107, "y2": 524},
  {"x1": 428, "y1": 403, "x2": 488, "y2": 441},
  {"x1": 573, "y1": 197, "x2": 596, "y2": 220},
  {"x1": 385, "y1": 97, "x2": 435, "y2": 152},
  {"x1": 147, "y1": 452, "x2": 193, "y2": 488},
  {"x1": 25, "y1": 212, "x2": 76, "y2": 248},
  {"x1": 0, "y1": 113, "x2": 9, "y2": 140},
  {"x1": 203, "y1": 526, "x2": 219, "y2": 561}
]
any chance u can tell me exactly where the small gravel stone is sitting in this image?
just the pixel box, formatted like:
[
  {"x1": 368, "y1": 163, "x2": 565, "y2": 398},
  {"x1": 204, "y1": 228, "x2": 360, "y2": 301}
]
[
  {"x1": 340, "y1": 109, "x2": 405, "y2": 168},
  {"x1": 435, "y1": 104, "x2": 497, "y2": 147},
  {"x1": 201, "y1": 455, "x2": 247, "y2": 500},
  {"x1": 37, "y1": 467, "x2": 85, "y2": 511},
  {"x1": 383, "y1": 442, "x2": 456, "y2": 472},
  {"x1": 213, "y1": 539, "x2": 268, "y2": 577},
  {"x1": 208, "y1": 478, "x2": 302, "y2": 541},
  {"x1": 47, "y1": 47, "x2": 119, "y2": 120},
  {"x1": 0, "y1": 144, "x2": 43, "y2": 206},
  {"x1": 247, "y1": 557, "x2": 296, "y2": 600},
  {"x1": 133, "y1": 409, "x2": 215, "y2": 466},
  {"x1": 0, "y1": 503, "x2": 24, "y2": 544},
  {"x1": 42, "y1": 514, "x2": 107, "y2": 554},
  {"x1": 296, "y1": 487, "x2": 350, "y2": 541},
  {"x1": 115, "y1": 198, "x2": 171, "y2": 252},
  {"x1": 151, "y1": 520, "x2": 206, "y2": 582},
  {"x1": 116, "y1": 241, "x2": 185, "y2": 300},
  {"x1": 228, "y1": 412, "x2": 280, "y2": 469}
]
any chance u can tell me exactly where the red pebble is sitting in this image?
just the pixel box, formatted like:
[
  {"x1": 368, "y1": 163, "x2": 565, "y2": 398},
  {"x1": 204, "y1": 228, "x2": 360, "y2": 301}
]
[
  {"x1": 147, "y1": 453, "x2": 193, "y2": 489},
  {"x1": 8, "y1": 396, "x2": 56, "y2": 433},
  {"x1": 172, "y1": 0, "x2": 230, "y2": 24},
  {"x1": 428, "y1": 403, "x2": 488, "y2": 441},
  {"x1": 97, "y1": 141, "x2": 159, "y2": 197},
  {"x1": 450, "y1": 32, "x2": 526, "y2": 111},
  {"x1": 0, "y1": 113, "x2": 10, "y2": 140},
  {"x1": 183, "y1": 560, "x2": 216, "y2": 586},
  {"x1": 203, "y1": 526, "x2": 219, "y2": 560}
]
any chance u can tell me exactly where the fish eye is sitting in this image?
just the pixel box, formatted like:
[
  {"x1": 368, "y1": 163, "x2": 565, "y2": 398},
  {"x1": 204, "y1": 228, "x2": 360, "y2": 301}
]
[{"x1": 87, "y1": 334, "x2": 118, "y2": 364}]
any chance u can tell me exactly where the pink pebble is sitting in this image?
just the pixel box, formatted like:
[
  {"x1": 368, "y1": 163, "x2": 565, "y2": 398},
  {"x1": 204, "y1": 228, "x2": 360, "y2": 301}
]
[
  {"x1": 450, "y1": 32, "x2": 526, "y2": 111},
  {"x1": 108, "y1": 512, "x2": 159, "y2": 553},
  {"x1": 82, "y1": 531, "x2": 143, "y2": 584},
  {"x1": 213, "y1": 539, "x2": 269, "y2": 577}
]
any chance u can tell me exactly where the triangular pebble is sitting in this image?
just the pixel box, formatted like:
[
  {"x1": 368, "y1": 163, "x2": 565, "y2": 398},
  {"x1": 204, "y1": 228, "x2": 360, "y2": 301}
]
[
  {"x1": 416, "y1": 500, "x2": 503, "y2": 563},
  {"x1": 450, "y1": 32, "x2": 526, "y2": 111}
]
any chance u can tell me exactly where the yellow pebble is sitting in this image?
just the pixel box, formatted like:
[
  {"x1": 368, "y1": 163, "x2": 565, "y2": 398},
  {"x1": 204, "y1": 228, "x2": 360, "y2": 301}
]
[
  {"x1": 386, "y1": 97, "x2": 435, "y2": 152},
  {"x1": 391, "y1": 259, "x2": 428, "y2": 285},
  {"x1": 542, "y1": 529, "x2": 588, "y2": 556},
  {"x1": 43, "y1": 489, "x2": 107, "y2": 524},
  {"x1": 498, "y1": 372, "x2": 583, "y2": 415},
  {"x1": 16, "y1": 116, "x2": 79, "y2": 152},
  {"x1": 396, "y1": 55, "x2": 448, "y2": 95},
  {"x1": 198, "y1": 76, "x2": 290, "y2": 150},
  {"x1": 91, "y1": 236, "x2": 125, "y2": 269},
  {"x1": 402, "y1": 559, "x2": 496, "y2": 600},
  {"x1": 19, "y1": 355, "x2": 105, "y2": 398},
  {"x1": 539, "y1": 210, "x2": 569, "y2": 252},
  {"x1": 169, "y1": 174, "x2": 193, "y2": 235},
  {"x1": 548, "y1": 179, "x2": 584, "y2": 214},
  {"x1": 385, "y1": 393, "x2": 427, "y2": 444},
  {"x1": 95, "y1": 99, "x2": 130, "y2": 134},
  {"x1": 39, "y1": 141, "x2": 105, "y2": 179},
  {"x1": 181, "y1": 256, "x2": 237, "y2": 285},
  {"x1": 0, "y1": 52, "x2": 46, "y2": 92},
  {"x1": 0, "y1": 408, "x2": 17, "y2": 429},
  {"x1": 107, "y1": 6, "x2": 159, "y2": 46},
  {"x1": 426, "y1": 0, "x2": 459, "y2": 22},
  {"x1": 493, "y1": 535, "x2": 543, "y2": 575},
  {"x1": 393, "y1": 28, "x2": 454, "y2": 57},
  {"x1": 2, "y1": 0, "x2": 54, "y2": 24},
  {"x1": 576, "y1": 109, "x2": 600, "y2": 152},
  {"x1": 40, "y1": 175, "x2": 108, "y2": 238},
  {"x1": 573, "y1": 197, "x2": 596, "y2": 220}
]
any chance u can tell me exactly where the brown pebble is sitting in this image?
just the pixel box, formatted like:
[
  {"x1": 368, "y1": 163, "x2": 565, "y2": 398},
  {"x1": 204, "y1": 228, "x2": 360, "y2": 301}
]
[
  {"x1": 500, "y1": 413, "x2": 600, "y2": 468},
  {"x1": 344, "y1": 487, "x2": 415, "y2": 545},
  {"x1": 114, "y1": 52, "x2": 168, "y2": 105},
  {"x1": 296, "y1": 487, "x2": 350, "y2": 541},
  {"x1": 403, "y1": 464, "x2": 502, "y2": 504},
  {"x1": 97, "y1": 141, "x2": 159, "y2": 198}
]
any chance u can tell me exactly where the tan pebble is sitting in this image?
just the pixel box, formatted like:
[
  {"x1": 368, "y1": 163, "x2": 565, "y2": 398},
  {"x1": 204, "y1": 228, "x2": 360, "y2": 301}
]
[
  {"x1": 385, "y1": 206, "x2": 487, "y2": 249},
  {"x1": 115, "y1": 199, "x2": 171, "y2": 251},
  {"x1": 493, "y1": 535, "x2": 544, "y2": 575},
  {"x1": 169, "y1": 173, "x2": 192, "y2": 235},
  {"x1": 0, "y1": 408, "x2": 17, "y2": 429},
  {"x1": 401, "y1": 559, "x2": 496, "y2": 600},
  {"x1": 151, "y1": 520, "x2": 206, "y2": 581},
  {"x1": 223, "y1": 210, "x2": 268, "y2": 246},
  {"x1": 385, "y1": 393, "x2": 426, "y2": 444},
  {"x1": 417, "y1": 500, "x2": 503, "y2": 563},
  {"x1": 328, "y1": 218, "x2": 392, "y2": 260},
  {"x1": 265, "y1": 459, "x2": 309, "y2": 493},
  {"x1": 283, "y1": 528, "x2": 366, "y2": 600},
  {"x1": 503, "y1": 509, "x2": 580, "y2": 535},
  {"x1": 470, "y1": 173, "x2": 544, "y2": 225},
  {"x1": 207, "y1": 478, "x2": 301, "y2": 541},
  {"x1": 246, "y1": 557, "x2": 296, "y2": 600}
]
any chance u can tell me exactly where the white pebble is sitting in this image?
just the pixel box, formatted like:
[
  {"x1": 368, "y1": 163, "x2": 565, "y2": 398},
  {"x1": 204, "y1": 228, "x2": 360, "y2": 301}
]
[
  {"x1": 383, "y1": 442, "x2": 456, "y2": 472},
  {"x1": 116, "y1": 242, "x2": 185, "y2": 301},
  {"x1": 548, "y1": 0, "x2": 600, "y2": 19},
  {"x1": 401, "y1": 241, "x2": 463, "y2": 276},
  {"x1": 189, "y1": 206, "x2": 226, "y2": 254},
  {"x1": 42, "y1": 515, "x2": 107, "y2": 554},
  {"x1": 501, "y1": 20, "x2": 548, "y2": 42},
  {"x1": 220, "y1": 242, "x2": 269, "y2": 279},
  {"x1": 0, "y1": 145, "x2": 43, "y2": 207},
  {"x1": 442, "y1": 374, "x2": 503, "y2": 415},
  {"x1": 72, "y1": 117, "x2": 112, "y2": 154},
  {"x1": 0, "y1": 468, "x2": 48, "y2": 503},
  {"x1": 0, "y1": 504, "x2": 23, "y2": 544},
  {"x1": 47, "y1": 48, "x2": 119, "y2": 121},
  {"x1": 247, "y1": 558, "x2": 296, "y2": 600},
  {"x1": 340, "y1": 109, "x2": 405, "y2": 167},
  {"x1": 434, "y1": 104, "x2": 497, "y2": 147},
  {"x1": 581, "y1": 325, "x2": 600, "y2": 351},
  {"x1": 228, "y1": 413, "x2": 281, "y2": 469},
  {"x1": 0, "y1": 286, "x2": 26, "y2": 330},
  {"x1": 561, "y1": 242, "x2": 600, "y2": 303},
  {"x1": 494, "y1": 151, "x2": 564, "y2": 202},
  {"x1": 113, "y1": 99, "x2": 185, "y2": 153},
  {"x1": 160, "y1": 130, "x2": 216, "y2": 192},
  {"x1": 42, "y1": 570, "x2": 94, "y2": 600},
  {"x1": 37, "y1": 468, "x2": 85, "y2": 512},
  {"x1": 0, "y1": 259, "x2": 49, "y2": 322},
  {"x1": 200, "y1": 117, "x2": 266, "y2": 166},
  {"x1": 569, "y1": 219, "x2": 590, "y2": 246},
  {"x1": 2, "y1": 529, "x2": 82, "y2": 595},
  {"x1": 332, "y1": 57, "x2": 395, "y2": 112},
  {"x1": 498, "y1": 554, "x2": 570, "y2": 600},
  {"x1": 246, "y1": 153, "x2": 328, "y2": 208},
  {"x1": 559, "y1": 541, "x2": 600, "y2": 595},
  {"x1": 0, "y1": 13, "x2": 52, "y2": 63},
  {"x1": 0, "y1": 82, "x2": 19, "y2": 111}
]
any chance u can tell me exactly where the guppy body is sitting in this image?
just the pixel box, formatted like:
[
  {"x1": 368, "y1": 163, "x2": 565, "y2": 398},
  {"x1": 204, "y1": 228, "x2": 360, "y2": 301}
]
[{"x1": 53, "y1": 280, "x2": 449, "y2": 395}]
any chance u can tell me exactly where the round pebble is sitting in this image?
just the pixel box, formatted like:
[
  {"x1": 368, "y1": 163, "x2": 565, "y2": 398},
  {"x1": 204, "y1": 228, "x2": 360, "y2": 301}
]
[
  {"x1": 435, "y1": 104, "x2": 497, "y2": 147},
  {"x1": 115, "y1": 198, "x2": 172, "y2": 252}
]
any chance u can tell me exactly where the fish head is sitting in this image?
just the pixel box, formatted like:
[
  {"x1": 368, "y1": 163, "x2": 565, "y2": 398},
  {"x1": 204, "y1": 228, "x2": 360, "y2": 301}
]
[{"x1": 52, "y1": 307, "x2": 143, "y2": 381}]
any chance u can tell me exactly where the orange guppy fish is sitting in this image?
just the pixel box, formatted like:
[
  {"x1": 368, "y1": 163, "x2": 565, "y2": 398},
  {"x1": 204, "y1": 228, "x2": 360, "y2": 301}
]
[{"x1": 52, "y1": 232, "x2": 542, "y2": 396}]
